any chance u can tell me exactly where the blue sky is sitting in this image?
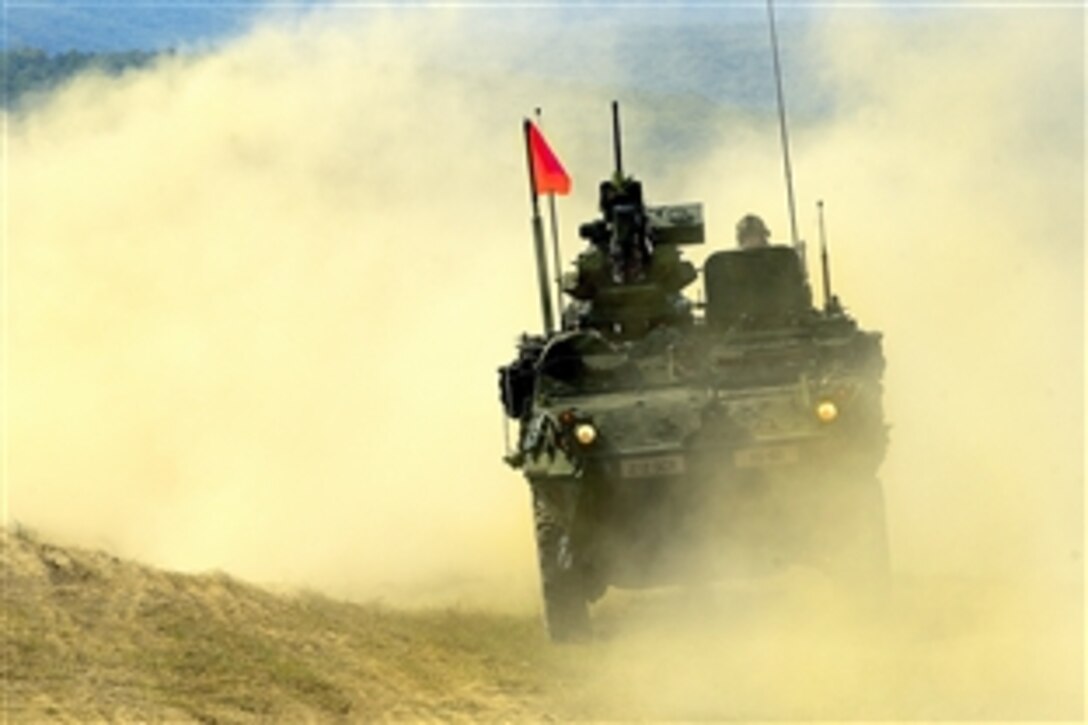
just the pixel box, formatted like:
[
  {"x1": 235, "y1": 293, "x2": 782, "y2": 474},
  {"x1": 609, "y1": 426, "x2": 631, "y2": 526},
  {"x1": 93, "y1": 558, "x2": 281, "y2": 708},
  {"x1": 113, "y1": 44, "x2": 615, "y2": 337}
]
[{"x1": 2, "y1": 2, "x2": 819, "y2": 53}]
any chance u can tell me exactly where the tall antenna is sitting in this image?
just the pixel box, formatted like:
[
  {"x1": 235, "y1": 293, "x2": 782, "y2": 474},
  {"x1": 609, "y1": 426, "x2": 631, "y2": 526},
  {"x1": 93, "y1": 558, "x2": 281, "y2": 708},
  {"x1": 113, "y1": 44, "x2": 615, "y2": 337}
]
[
  {"x1": 818, "y1": 200, "x2": 833, "y2": 310},
  {"x1": 766, "y1": 0, "x2": 801, "y2": 260}
]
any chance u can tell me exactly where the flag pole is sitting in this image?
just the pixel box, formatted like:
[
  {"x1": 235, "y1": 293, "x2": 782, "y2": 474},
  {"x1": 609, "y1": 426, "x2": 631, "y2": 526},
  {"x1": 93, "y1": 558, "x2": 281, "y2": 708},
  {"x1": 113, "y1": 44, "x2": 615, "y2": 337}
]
[
  {"x1": 547, "y1": 194, "x2": 563, "y2": 325},
  {"x1": 535, "y1": 108, "x2": 564, "y2": 326},
  {"x1": 523, "y1": 118, "x2": 556, "y2": 336}
]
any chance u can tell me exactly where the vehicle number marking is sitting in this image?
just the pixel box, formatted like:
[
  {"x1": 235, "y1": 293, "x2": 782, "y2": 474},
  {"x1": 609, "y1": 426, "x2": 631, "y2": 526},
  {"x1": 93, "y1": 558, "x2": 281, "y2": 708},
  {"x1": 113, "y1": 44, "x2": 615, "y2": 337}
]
[
  {"x1": 620, "y1": 455, "x2": 686, "y2": 479},
  {"x1": 733, "y1": 445, "x2": 800, "y2": 468}
]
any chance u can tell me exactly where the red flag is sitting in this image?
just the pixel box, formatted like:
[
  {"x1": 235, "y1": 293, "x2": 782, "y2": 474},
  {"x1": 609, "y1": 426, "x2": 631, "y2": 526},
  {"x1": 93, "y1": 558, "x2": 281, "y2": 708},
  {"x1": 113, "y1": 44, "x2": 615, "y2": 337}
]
[{"x1": 528, "y1": 122, "x2": 571, "y2": 196}]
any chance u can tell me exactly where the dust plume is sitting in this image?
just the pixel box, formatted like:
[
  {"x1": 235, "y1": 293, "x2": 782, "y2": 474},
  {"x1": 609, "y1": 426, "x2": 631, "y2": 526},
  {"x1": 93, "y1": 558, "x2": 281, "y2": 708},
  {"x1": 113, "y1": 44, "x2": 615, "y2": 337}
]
[
  {"x1": 4, "y1": 9, "x2": 560, "y2": 607},
  {"x1": 555, "y1": 7, "x2": 1084, "y2": 721},
  {"x1": 3, "y1": 4, "x2": 1083, "y2": 720},
  {"x1": 679, "y1": 7, "x2": 1085, "y2": 584}
]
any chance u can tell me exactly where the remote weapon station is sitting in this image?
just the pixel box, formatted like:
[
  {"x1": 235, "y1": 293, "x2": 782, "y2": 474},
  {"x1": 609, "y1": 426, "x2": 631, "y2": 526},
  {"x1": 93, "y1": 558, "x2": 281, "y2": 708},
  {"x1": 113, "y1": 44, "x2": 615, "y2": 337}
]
[{"x1": 501, "y1": 29, "x2": 887, "y2": 645}]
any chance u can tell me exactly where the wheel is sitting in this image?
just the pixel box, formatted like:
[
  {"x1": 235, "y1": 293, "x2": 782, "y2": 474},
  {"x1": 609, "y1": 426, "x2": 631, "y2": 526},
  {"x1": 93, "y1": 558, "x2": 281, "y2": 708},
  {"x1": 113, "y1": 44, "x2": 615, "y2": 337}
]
[{"x1": 531, "y1": 481, "x2": 592, "y2": 643}]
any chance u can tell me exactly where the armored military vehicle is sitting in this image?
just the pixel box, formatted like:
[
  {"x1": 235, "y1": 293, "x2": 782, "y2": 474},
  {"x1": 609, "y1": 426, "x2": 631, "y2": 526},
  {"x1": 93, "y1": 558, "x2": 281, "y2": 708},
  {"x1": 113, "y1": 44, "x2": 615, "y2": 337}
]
[{"x1": 499, "y1": 106, "x2": 888, "y2": 641}]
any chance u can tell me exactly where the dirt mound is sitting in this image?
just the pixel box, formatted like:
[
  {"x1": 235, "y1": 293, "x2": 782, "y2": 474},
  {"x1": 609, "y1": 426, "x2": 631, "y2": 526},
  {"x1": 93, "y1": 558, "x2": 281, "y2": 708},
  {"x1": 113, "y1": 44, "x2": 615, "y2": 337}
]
[
  {"x1": 3, "y1": 528, "x2": 1082, "y2": 721},
  {"x1": 1, "y1": 528, "x2": 550, "y2": 722}
]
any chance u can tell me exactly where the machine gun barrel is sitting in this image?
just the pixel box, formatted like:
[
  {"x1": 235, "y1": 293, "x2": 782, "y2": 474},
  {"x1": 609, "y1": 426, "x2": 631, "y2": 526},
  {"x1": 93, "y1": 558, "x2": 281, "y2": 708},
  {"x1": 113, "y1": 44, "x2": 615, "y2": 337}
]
[{"x1": 612, "y1": 100, "x2": 624, "y2": 179}]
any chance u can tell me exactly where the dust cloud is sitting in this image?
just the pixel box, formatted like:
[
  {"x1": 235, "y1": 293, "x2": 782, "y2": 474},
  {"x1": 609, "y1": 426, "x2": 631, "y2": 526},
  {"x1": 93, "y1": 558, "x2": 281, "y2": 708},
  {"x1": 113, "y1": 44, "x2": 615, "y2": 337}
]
[
  {"x1": 3, "y1": 4, "x2": 1083, "y2": 720},
  {"x1": 562, "y1": 8, "x2": 1084, "y2": 721},
  {"x1": 665, "y1": 8, "x2": 1085, "y2": 582},
  {"x1": 4, "y1": 10, "x2": 556, "y2": 606}
]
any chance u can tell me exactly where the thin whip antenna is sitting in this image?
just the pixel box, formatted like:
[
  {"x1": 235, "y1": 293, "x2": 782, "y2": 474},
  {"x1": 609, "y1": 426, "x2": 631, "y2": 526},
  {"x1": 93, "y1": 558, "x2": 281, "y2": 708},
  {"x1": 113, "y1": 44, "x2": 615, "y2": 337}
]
[
  {"x1": 818, "y1": 200, "x2": 833, "y2": 310},
  {"x1": 767, "y1": 0, "x2": 800, "y2": 257}
]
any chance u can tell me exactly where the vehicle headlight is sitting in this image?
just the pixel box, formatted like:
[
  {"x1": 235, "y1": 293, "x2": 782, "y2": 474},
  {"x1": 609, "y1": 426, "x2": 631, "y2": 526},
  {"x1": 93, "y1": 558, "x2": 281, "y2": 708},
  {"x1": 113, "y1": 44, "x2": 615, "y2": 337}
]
[
  {"x1": 574, "y1": 422, "x2": 598, "y2": 446},
  {"x1": 816, "y1": 400, "x2": 838, "y2": 423}
]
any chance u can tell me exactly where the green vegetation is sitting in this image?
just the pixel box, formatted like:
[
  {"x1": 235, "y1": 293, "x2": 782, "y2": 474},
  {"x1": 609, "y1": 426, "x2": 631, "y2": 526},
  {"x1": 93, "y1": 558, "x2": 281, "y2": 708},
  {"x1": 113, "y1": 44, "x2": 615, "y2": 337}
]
[{"x1": 1, "y1": 47, "x2": 163, "y2": 107}]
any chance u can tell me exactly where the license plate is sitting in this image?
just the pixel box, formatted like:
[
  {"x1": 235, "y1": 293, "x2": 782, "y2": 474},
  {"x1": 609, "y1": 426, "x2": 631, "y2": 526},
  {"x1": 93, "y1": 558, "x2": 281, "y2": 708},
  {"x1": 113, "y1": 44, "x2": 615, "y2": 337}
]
[
  {"x1": 620, "y1": 455, "x2": 686, "y2": 479},
  {"x1": 733, "y1": 445, "x2": 799, "y2": 468}
]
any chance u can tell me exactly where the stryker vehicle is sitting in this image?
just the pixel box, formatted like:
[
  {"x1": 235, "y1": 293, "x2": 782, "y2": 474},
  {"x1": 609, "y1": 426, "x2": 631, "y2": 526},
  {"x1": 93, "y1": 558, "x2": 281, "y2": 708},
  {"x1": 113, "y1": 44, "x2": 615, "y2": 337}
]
[{"x1": 500, "y1": 105, "x2": 888, "y2": 641}]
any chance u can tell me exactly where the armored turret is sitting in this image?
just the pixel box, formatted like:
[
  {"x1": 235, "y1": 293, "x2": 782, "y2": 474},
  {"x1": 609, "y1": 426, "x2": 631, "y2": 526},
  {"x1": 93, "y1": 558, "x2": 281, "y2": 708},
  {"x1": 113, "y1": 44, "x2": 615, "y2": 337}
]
[{"x1": 560, "y1": 106, "x2": 702, "y2": 339}]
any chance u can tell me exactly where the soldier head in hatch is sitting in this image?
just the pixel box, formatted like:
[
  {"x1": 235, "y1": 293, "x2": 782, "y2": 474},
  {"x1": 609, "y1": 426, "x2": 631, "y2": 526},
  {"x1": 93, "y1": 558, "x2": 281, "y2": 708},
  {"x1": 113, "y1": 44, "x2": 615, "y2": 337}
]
[{"x1": 736, "y1": 214, "x2": 771, "y2": 249}]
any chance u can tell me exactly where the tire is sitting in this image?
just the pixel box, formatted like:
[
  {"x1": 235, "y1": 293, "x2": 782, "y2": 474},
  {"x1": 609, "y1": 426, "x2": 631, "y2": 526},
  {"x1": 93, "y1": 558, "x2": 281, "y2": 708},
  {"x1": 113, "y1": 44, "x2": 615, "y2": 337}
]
[{"x1": 532, "y1": 481, "x2": 592, "y2": 643}]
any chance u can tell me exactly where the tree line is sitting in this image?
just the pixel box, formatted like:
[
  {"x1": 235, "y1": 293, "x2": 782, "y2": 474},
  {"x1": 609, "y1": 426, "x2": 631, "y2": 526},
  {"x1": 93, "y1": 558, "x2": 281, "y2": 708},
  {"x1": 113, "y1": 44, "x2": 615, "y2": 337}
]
[{"x1": 2, "y1": 48, "x2": 165, "y2": 107}]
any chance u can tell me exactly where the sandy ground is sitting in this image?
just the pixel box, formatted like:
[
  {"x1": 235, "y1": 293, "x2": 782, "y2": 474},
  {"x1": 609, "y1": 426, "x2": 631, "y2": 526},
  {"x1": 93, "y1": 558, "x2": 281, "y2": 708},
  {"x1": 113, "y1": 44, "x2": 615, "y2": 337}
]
[
  {"x1": 3, "y1": 527, "x2": 1081, "y2": 722},
  {"x1": 2, "y1": 528, "x2": 553, "y2": 722}
]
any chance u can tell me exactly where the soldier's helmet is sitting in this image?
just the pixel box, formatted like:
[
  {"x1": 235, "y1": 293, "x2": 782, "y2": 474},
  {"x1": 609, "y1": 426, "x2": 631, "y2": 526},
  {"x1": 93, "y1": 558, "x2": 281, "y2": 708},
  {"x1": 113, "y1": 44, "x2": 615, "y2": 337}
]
[{"x1": 736, "y1": 214, "x2": 771, "y2": 249}]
